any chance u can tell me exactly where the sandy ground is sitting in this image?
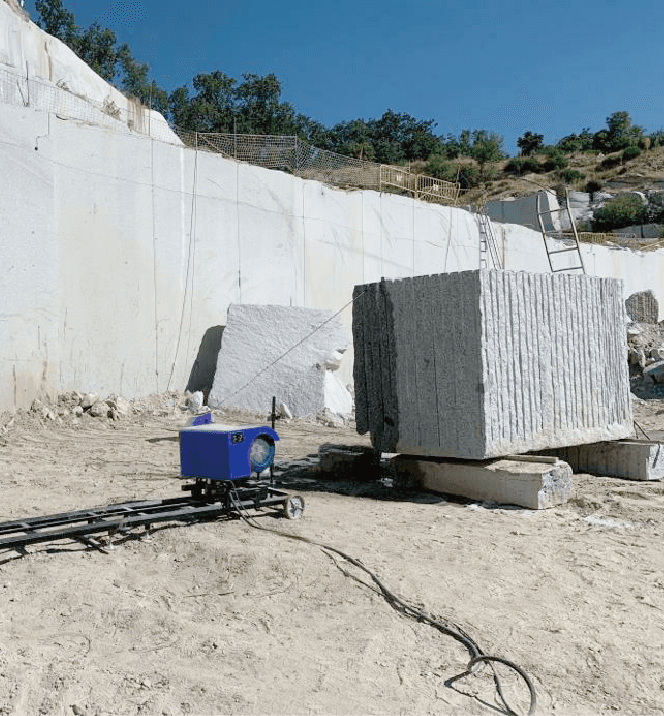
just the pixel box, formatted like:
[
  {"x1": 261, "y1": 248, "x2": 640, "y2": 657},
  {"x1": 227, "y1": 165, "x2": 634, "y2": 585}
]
[{"x1": 0, "y1": 395, "x2": 663, "y2": 716}]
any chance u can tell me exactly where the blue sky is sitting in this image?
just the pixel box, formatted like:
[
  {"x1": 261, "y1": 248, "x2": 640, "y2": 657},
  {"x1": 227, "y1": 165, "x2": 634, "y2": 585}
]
[{"x1": 22, "y1": 0, "x2": 664, "y2": 155}]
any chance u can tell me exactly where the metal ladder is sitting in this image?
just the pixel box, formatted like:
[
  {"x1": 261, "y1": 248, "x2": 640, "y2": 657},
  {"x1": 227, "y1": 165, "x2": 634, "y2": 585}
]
[
  {"x1": 477, "y1": 208, "x2": 503, "y2": 269},
  {"x1": 536, "y1": 189, "x2": 585, "y2": 273}
]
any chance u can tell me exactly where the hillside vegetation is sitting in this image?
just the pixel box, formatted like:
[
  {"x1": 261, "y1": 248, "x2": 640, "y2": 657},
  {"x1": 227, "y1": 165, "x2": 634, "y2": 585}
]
[{"x1": 30, "y1": 1, "x2": 664, "y2": 232}]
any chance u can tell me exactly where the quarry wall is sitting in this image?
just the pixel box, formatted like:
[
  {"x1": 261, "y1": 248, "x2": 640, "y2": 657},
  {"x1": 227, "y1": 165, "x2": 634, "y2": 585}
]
[
  {"x1": 3, "y1": 0, "x2": 664, "y2": 412},
  {"x1": 3, "y1": 98, "x2": 664, "y2": 412}
]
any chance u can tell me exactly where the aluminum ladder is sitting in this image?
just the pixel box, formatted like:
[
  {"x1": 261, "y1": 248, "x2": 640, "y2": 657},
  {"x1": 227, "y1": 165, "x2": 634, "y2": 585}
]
[
  {"x1": 477, "y1": 208, "x2": 503, "y2": 269},
  {"x1": 536, "y1": 189, "x2": 585, "y2": 273}
]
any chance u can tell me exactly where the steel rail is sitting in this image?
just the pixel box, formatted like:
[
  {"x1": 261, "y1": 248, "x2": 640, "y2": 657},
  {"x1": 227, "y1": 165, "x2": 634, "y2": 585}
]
[{"x1": 0, "y1": 492, "x2": 285, "y2": 551}]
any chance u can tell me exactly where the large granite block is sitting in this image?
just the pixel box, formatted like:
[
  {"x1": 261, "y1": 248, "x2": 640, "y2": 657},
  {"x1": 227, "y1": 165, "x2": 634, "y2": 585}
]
[{"x1": 353, "y1": 270, "x2": 632, "y2": 459}]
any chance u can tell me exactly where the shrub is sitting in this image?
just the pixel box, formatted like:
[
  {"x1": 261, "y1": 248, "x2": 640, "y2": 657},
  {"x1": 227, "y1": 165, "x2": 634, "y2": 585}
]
[
  {"x1": 557, "y1": 168, "x2": 585, "y2": 183},
  {"x1": 585, "y1": 179, "x2": 602, "y2": 196},
  {"x1": 516, "y1": 131, "x2": 544, "y2": 156},
  {"x1": 649, "y1": 130, "x2": 664, "y2": 148},
  {"x1": 457, "y1": 164, "x2": 480, "y2": 190},
  {"x1": 600, "y1": 154, "x2": 622, "y2": 169},
  {"x1": 592, "y1": 194, "x2": 646, "y2": 231},
  {"x1": 503, "y1": 156, "x2": 540, "y2": 175},
  {"x1": 622, "y1": 145, "x2": 642, "y2": 162},
  {"x1": 543, "y1": 149, "x2": 568, "y2": 171},
  {"x1": 425, "y1": 154, "x2": 455, "y2": 181}
]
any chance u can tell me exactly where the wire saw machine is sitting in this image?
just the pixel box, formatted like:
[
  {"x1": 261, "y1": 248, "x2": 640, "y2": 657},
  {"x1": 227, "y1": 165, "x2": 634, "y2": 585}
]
[
  {"x1": 179, "y1": 413, "x2": 305, "y2": 519},
  {"x1": 0, "y1": 413, "x2": 304, "y2": 552}
]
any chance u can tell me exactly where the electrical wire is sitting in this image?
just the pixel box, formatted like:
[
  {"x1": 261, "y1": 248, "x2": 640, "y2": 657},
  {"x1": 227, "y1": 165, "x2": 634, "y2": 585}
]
[
  {"x1": 634, "y1": 419, "x2": 651, "y2": 440},
  {"x1": 227, "y1": 484, "x2": 537, "y2": 716}
]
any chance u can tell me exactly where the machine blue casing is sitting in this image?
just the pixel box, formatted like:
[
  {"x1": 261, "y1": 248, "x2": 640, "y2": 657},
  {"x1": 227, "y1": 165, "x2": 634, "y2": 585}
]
[{"x1": 179, "y1": 423, "x2": 279, "y2": 480}]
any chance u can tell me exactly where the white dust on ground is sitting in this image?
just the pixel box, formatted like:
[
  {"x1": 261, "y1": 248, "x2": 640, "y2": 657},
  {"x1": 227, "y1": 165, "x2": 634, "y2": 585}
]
[{"x1": 0, "y1": 394, "x2": 662, "y2": 715}]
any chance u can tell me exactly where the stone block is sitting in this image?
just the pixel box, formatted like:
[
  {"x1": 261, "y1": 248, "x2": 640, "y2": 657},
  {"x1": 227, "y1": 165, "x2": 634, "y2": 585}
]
[
  {"x1": 625, "y1": 289, "x2": 658, "y2": 323},
  {"x1": 643, "y1": 360, "x2": 664, "y2": 383},
  {"x1": 391, "y1": 455, "x2": 572, "y2": 509},
  {"x1": 540, "y1": 440, "x2": 664, "y2": 481},
  {"x1": 318, "y1": 444, "x2": 376, "y2": 478},
  {"x1": 353, "y1": 270, "x2": 632, "y2": 459},
  {"x1": 209, "y1": 304, "x2": 352, "y2": 418}
]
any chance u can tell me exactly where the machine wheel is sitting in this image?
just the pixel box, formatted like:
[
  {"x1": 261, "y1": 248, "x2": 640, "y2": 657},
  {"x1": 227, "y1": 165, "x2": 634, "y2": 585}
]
[{"x1": 283, "y1": 495, "x2": 305, "y2": 520}]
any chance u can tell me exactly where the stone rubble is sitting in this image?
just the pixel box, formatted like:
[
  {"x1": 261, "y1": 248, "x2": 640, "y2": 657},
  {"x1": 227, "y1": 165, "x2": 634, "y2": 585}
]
[{"x1": 626, "y1": 320, "x2": 664, "y2": 398}]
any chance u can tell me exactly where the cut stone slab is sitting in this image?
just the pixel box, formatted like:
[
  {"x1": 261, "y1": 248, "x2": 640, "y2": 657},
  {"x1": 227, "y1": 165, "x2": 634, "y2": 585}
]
[
  {"x1": 209, "y1": 304, "x2": 352, "y2": 418},
  {"x1": 625, "y1": 290, "x2": 658, "y2": 324},
  {"x1": 353, "y1": 270, "x2": 632, "y2": 460},
  {"x1": 539, "y1": 440, "x2": 664, "y2": 481},
  {"x1": 391, "y1": 455, "x2": 572, "y2": 509}
]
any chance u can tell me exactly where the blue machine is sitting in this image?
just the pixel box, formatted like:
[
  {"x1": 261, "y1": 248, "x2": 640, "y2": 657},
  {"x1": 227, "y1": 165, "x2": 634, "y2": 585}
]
[
  {"x1": 179, "y1": 417, "x2": 304, "y2": 519},
  {"x1": 180, "y1": 422, "x2": 280, "y2": 481}
]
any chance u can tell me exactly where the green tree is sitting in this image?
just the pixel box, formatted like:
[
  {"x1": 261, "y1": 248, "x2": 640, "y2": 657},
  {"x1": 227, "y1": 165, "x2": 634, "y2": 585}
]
[
  {"x1": 594, "y1": 111, "x2": 644, "y2": 152},
  {"x1": 35, "y1": 0, "x2": 77, "y2": 47},
  {"x1": 35, "y1": 0, "x2": 168, "y2": 113},
  {"x1": 470, "y1": 131, "x2": 504, "y2": 172},
  {"x1": 182, "y1": 71, "x2": 237, "y2": 132},
  {"x1": 76, "y1": 22, "x2": 119, "y2": 82},
  {"x1": 517, "y1": 131, "x2": 544, "y2": 156},
  {"x1": 235, "y1": 73, "x2": 296, "y2": 135},
  {"x1": 458, "y1": 129, "x2": 472, "y2": 156}
]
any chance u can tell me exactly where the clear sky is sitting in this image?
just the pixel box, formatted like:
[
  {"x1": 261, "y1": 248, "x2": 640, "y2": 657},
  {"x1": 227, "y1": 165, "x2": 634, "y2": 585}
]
[{"x1": 22, "y1": 0, "x2": 664, "y2": 155}]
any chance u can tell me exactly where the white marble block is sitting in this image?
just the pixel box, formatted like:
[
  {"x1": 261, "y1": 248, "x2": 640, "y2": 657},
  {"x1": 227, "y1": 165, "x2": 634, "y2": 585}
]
[
  {"x1": 209, "y1": 304, "x2": 352, "y2": 417},
  {"x1": 353, "y1": 270, "x2": 632, "y2": 459}
]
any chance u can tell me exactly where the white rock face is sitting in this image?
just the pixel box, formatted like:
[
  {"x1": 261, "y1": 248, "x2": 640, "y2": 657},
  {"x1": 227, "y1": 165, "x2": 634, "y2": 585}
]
[
  {"x1": 208, "y1": 305, "x2": 353, "y2": 418},
  {"x1": 353, "y1": 270, "x2": 633, "y2": 459},
  {"x1": 0, "y1": 0, "x2": 178, "y2": 142}
]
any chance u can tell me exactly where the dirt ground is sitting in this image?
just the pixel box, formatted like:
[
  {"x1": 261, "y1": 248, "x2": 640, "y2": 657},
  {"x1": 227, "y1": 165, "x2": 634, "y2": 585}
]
[{"x1": 0, "y1": 394, "x2": 663, "y2": 716}]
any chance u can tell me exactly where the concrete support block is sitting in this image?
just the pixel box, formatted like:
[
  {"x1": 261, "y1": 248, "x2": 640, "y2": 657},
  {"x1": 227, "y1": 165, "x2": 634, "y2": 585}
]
[
  {"x1": 541, "y1": 440, "x2": 664, "y2": 481},
  {"x1": 353, "y1": 270, "x2": 632, "y2": 459},
  {"x1": 318, "y1": 444, "x2": 376, "y2": 478},
  {"x1": 392, "y1": 455, "x2": 573, "y2": 509}
]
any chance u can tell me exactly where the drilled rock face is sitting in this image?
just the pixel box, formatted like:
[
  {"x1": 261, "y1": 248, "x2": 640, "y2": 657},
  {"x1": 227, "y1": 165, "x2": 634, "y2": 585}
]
[
  {"x1": 625, "y1": 289, "x2": 659, "y2": 324},
  {"x1": 353, "y1": 269, "x2": 632, "y2": 459}
]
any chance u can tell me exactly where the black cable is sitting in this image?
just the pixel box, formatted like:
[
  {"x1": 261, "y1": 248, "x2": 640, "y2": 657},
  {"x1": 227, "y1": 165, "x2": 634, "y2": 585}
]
[
  {"x1": 634, "y1": 420, "x2": 651, "y2": 440},
  {"x1": 227, "y1": 484, "x2": 537, "y2": 716}
]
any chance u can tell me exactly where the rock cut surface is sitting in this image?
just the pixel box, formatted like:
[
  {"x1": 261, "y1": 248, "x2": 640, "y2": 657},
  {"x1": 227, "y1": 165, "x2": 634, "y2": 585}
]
[
  {"x1": 353, "y1": 269, "x2": 632, "y2": 459},
  {"x1": 209, "y1": 304, "x2": 352, "y2": 417}
]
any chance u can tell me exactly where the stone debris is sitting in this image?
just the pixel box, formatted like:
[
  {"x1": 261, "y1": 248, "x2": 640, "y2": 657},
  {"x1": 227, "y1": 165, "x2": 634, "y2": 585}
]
[
  {"x1": 643, "y1": 361, "x2": 664, "y2": 384},
  {"x1": 184, "y1": 390, "x2": 204, "y2": 411},
  {"x1": 89, "y1": 400, "x2": 110, "y2": 418},
  {"x1": 23, "y1": 390, "x2": 143, "y2": 423},
  {"x1": 81, "y1": 393, "x2": 98, "y2": 409},
  {"x1": 626, "y1": 321, "x2": 664, "y2": 398},
  {"x1": 278, "y1": 403, "x2": 293, "y2": 420},
  {"x1": 353, "y1": 269, "x2": 632, "y2": 460},
  {"x1": 208, "y1": 304, "x2": 353, "y2": 418},
  {"x1": 625, "y1": 290, "x2": 659, "y2": 324},
  {"x1": 315, "y1": 408, "x2": 345, "y2": 428}
]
